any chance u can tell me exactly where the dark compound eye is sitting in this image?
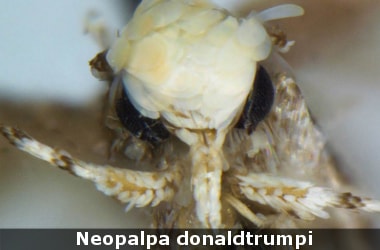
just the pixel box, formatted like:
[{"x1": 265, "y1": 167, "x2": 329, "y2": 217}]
[
  {"x1": 116, "y1": 89, "x2": 170, "y2": 146},
  {"x1": 235, "y1": 65, "x2": 275, "y2": 134}
]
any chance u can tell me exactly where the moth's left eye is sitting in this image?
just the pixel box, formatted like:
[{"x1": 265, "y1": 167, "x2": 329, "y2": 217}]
[
  {"x1": 116, "y1": 88, "x2": 170, "y2": 146},
  {"x1": 235, "y1": 65, "x2": 274, "y2": 134},
  {"x1": 90, "y1": 51, "x2": 170, "y2": 146}
]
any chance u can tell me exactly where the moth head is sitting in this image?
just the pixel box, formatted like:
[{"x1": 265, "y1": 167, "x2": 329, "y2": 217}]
[{"x1": 105, "y1": 0, "x2": 303, "y2": 131}]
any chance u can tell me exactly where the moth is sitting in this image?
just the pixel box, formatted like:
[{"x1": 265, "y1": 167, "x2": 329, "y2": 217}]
[{"x1": 1, "y1": 0, "x2": 380, "y2": 228}]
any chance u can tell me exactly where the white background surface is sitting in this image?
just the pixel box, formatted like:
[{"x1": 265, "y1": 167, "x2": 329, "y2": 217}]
[
  {"x1": 1, "y1": 0, "x2": 380, "y2": 228},
  {"x1": 0, "y1": 0, "x2": 131, "y2": 104}
]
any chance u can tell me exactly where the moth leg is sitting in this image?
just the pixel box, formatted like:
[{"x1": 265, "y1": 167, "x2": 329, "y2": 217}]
[
  {"x1": 224, "y1": 194, "x2": 265, "y2": 227},
  {"x1": 231, "y1": 172, "x2": 380, "y2": 223},
  {"x1": 0, "y1": 126, "x2": 181, "y2": 211}
]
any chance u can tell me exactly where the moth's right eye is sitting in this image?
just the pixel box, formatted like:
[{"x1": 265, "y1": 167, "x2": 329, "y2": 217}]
[{"x1": 235, "y1": 65, "x2": 275, "y2": 134}]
